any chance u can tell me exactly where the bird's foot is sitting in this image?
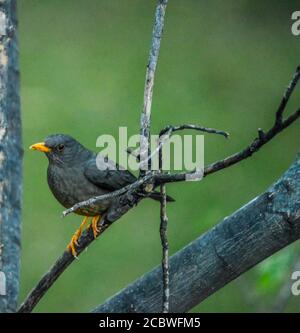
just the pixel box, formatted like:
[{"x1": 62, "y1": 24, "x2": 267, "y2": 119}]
[
  {"x1": 91, "y1": 215, "x2": 101, "y2": 238},
  {"x1": 67, "y1": 216, "x2": 90, "y2": 257}
]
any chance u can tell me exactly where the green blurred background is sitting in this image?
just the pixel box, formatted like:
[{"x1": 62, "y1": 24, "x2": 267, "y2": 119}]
[{"x1": 19, "y1": 0, "x2": 300, "y2": 312}]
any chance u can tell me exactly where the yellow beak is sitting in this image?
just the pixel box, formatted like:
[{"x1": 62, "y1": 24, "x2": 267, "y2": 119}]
[{"x1": 29, "y1": 142, "x2": 51, "y2": 153}]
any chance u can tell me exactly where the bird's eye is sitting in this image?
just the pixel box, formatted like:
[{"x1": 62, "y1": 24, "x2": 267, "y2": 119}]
[{"x1": 57, "y1": 144, "x2": 65, "y2": 152}]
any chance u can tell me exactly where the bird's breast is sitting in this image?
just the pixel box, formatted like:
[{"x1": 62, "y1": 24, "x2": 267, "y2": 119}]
[{"x1": 47, "y1": 164, "x2": 110, "y2": 216}]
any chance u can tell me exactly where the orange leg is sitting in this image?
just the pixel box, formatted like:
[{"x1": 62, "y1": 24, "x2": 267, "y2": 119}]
[
  {"x1": 67, "y1": 216, "x2": 90, "y2": 257},
  {"x1": 91, "y1": 215, "x2": 101, "y2": 239}
]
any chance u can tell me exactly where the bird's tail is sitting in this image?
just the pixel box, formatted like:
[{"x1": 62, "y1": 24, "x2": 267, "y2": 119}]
[{"x1": 149, "y1": 191, "x2": 175, "y2": 202}]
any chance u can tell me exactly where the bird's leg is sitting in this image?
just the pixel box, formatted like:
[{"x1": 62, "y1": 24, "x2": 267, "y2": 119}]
[
  {"x1": 91, "y1": 215, "x2": 101, "y2": 239},
  {"x1": 67, "y1": 216, "x2": 90, "y2": 257}
]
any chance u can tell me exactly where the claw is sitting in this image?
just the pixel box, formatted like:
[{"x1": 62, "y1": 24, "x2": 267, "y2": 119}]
[
  {"x1": 91, "y1": 215, "x2": 101, "y2": 239},
  {"x1": 67, "y1": 240, "x2": 78, "y2": 257}
]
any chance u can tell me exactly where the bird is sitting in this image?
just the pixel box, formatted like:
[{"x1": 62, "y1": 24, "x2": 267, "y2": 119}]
[{"x1": 30, "y1": 134, "x2": 174, "y2": 257}]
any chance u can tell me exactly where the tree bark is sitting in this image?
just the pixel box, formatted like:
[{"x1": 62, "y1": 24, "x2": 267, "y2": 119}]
[
  {"x1": 0, "y1": 0, "x2": 22, "y2": 313},
  {"x1": 93, "y1": 156, "x2": 300, "y2": 313}
]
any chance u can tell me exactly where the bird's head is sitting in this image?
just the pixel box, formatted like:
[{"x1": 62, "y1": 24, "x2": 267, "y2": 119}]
[{"x1": 30, "y1": 134, "x2": 91, "y2": 166}]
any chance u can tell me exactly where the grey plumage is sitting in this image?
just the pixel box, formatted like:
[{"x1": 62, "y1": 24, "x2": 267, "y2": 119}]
[{"x1": 43, "y1": 134, "x2": 173, "y2": 216}]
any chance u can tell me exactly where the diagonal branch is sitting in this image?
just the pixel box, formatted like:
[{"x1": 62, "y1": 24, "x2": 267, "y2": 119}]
[
  {"x1": 18, "y1": 191, "x2": 143, "y2": 313},
  {"x1": 92, "y1": 156, "x2": 300, "y2": 313},
  {"x1": 275, "y1": 66, "x2": 300, "y2": 125},
  {"x1": 156, "y1": 108, "x2": 300, "y2": 184},
  {"x1": 62, "y1": 174, "x2": 153, "y2": 217}
]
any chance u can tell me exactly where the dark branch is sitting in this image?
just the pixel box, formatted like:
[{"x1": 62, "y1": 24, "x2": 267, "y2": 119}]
[
  {"x1": 18, "y1": 224, "x2": 103, "y2": 313},
  {"x1": 92, "y1": 156, "x2": 300, "y2": 313},
  {"x1": 154, "y1": 123, "x2": 228, "y2": 313},
  {"x1": 204, "y1": 108, "x2": 300, "y2": 177},
  {"x1": 159, "y1": 185, "x2": 169, "y2": 313},
  {"x1": 159, "y1": 134, "x2": 169, "y2": 313},
  {"x1": 156, "y1": 93, "x2": 300, "y2": 184},
  {"x1": 159, "y1": 124, "x2": 229, "y2": 138},
  {"x1": 275, "y1": 66, "x2": 300, "y2": 125},
  {"x1": 18, "y1": 191, "x2": 143, "y2": 313}
]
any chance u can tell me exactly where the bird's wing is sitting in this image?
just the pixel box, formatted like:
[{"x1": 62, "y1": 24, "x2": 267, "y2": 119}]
[{"x1": 83, "y1": 155, "x2": 137, "y2": 191}]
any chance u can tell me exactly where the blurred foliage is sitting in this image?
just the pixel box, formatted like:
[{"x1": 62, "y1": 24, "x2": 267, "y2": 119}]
[
  {"x1": 18, "y1": 0, "x2": 300, "y2": 312},
  {"x1": 256, "y1": 249, "x2": 295, "y2": 295}
]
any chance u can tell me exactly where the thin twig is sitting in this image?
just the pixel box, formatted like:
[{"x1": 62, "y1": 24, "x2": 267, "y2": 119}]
[
  {"x1": 154, "y1": 111, "x2": 300, "y2": 184},
  {"x1": 62, "y1": 174, "x2": 153, "y2": 217},
  {"x1": 156, "y1": 108, "x2": 300, "y2": 184},
  {"x1": 156, "y1": 123, "x2": 228, "y2": 313},
  {"x1": 275, "y1": 66, "x2": 300, "y2": 125},
  {"x1": 159, "y1": 124, "x2": 229, "y2": 138},
  {"x1": 18, "y1": 65, "x2": 300, "y2": 313},
  {"x1": 127, "y1": 124, "x2": 228, "y2": 168},
  {"x1": 159, "y1": 134, "x2": 169, "y2": 313},
  {"x1": 159, "y1": 184, "x2": 169, "y2": 313},
  {"x1": 204, "y1": 107, "x2": 300, "y2": 177},
  {"x1": 145, "y1": 124, "x2": 229, "y2": 170},
  {"x1": 139, "y1": 0, "x2": 168, "y2": 175}
]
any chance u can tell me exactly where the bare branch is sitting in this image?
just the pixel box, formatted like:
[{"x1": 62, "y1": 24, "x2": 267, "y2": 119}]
[
  {"x1": 155, "y1": 66, "x2": 300, "y2": 185},
  {"x1": 159, "y1": 186, "x2": 169, "y2": 313},
  {"x1": 139, "y1": 0, "x2": 168, "y2": 175},
  {"x1": 62, "y1": 174, "x2": 153, "y2": 217},
  {"x1": 275, "y1": 66, "x2": 300, "y2": 125},
  {"x1": 127, "y1": 123, "x2": 228, "y2": 165},
  {"x1": 204, "y1": 108, "x2": 300, "y2": 177},
  {"x1": 145, "y1": 123, "x2": 228, "y2": 170},
  {"x1": 159, "y1": 135, "x2": 169, "y2": 313},
  {"x1": 154, "y1": 122, "x2": 228, "y2": 313},
  {"x1": 159, "y1": 124, "x2": 229, "y2": 138}
]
